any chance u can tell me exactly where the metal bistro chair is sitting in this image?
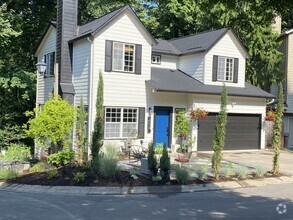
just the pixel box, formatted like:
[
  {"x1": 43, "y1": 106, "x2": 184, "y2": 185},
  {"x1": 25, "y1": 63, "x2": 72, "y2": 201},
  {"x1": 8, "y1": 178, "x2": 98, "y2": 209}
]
[
  {"x1": 129, "y1": 145, "x2": 148, "y2": 163},
  {"x1": 175, "y1": 152, "x2": 192, "y2": 167}
]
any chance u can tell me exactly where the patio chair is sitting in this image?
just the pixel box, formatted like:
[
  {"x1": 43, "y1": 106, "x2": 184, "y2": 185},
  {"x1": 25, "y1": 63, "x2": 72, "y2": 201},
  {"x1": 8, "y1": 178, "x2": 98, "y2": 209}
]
[
  {"x1": 129, "y1": 145, "x2": 148, "y2": 163},
  {"x1": 175, "y1": 152, "x2": 192, "y2": 167}
]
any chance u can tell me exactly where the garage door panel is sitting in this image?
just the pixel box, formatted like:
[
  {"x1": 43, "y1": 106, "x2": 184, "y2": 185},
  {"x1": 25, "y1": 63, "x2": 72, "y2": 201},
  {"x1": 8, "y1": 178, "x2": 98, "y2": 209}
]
[{"x1": 198, "y1": 114, "x2": 260, "y2": 151}]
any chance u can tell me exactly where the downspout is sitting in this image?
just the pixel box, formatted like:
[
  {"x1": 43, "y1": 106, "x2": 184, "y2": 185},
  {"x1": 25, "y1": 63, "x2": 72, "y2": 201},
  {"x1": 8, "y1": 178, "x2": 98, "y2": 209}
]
[
  {"x1": 267, "y1": 98, "x2": 275, "y2": 106},
  {"x1": 87, "y1": 36, "x2": 94, "y2": 156}
]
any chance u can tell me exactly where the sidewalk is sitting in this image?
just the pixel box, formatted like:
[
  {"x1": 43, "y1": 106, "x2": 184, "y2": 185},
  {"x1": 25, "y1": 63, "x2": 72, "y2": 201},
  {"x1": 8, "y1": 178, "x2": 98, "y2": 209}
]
[{"x1": 1, "y1": 176, "x2": 293, "y2": 196}]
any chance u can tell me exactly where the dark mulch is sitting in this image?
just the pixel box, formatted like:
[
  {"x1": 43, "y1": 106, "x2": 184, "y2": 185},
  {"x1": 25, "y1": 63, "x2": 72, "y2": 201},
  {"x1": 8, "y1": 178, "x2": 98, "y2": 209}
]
[
  {"x1": 7, "y1": 166, "x2": 153, "y2": 187},
  {"x1": 6, "y1": 166, "x2": 284, "y2": 187}
]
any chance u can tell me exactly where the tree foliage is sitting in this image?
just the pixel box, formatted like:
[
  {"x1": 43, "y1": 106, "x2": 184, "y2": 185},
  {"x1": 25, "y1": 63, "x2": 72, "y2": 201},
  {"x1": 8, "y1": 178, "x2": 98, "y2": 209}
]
[
  {"x1": 25, "y1": 96, "x2": 76, "y2": 149},
  {"x1": 212, "y1": 85, "x2": 228, "y2": 180},
  {"x1": 91, "y1": 71, "x2": 104, "y2": 161},
  {"x1": 174, "y1": 110, "x2": 190, "y2": 146},
  {"x1": 272, "y1": 84, "x2": 284, "y2": 174},
  {"x1": 76, "y1": 96, "x2": 87, "y2": 163}
]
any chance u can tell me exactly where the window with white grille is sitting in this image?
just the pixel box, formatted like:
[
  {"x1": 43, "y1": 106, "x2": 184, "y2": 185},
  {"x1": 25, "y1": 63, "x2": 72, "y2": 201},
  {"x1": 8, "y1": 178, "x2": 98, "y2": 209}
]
[
  {"x1": 105, "y1": 107, "x2": 138, "y2": 139},
  {"x1": 217, "y1": 57, "x2": 234, "y2": 82},
  {"x1": 112, "y1": 42, "x2": 135, "y2": 73}
]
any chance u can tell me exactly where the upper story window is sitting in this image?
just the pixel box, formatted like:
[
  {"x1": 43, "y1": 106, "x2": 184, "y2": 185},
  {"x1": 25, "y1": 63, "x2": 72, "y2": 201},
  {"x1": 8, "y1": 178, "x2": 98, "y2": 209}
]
[
  {"x1": 105, "y1": 40, "x2": 142, "y2": 74},
  {"x1": 212, "y1": 55, "x2": 238, "y2": 83},
  {"x1": 152, "y1": 55, "x2": 161, "y2": 64},
  {"x1": 217, "y1": 57, "x2": 234, "y2": 82},
  {"x1": 113, "y1": 42, "x2": 135, "y2": 72},
  {"x1": 44, "y1": 52, "x2": 55, "y2": 76}
]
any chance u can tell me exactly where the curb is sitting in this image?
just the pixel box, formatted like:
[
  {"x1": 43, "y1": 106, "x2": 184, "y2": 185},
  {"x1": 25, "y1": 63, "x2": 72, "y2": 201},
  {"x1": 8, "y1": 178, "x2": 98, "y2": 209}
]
[{"x1": 1, "y1": 176, "x2": 293, "y2": 196}]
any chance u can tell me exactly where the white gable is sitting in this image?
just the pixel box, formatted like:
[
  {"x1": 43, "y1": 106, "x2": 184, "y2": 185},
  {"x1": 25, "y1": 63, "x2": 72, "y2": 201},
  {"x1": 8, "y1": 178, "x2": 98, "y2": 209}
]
[{"x1": 204, "y1": 30, "x2": 247, "y2": 88}]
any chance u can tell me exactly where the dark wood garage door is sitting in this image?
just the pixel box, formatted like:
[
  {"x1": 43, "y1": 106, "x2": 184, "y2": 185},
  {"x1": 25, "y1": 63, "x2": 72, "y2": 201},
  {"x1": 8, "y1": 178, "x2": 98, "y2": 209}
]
[{"x1": 197, "y1": 114, "x2": 261, "y2": 151}]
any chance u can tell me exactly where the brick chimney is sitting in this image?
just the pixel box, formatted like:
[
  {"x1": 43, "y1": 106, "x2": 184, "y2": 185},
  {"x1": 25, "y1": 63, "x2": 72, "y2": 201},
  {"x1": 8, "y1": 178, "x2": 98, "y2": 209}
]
[{"x1": 56, "y1": 0, "x2": 77, "y2": 104}]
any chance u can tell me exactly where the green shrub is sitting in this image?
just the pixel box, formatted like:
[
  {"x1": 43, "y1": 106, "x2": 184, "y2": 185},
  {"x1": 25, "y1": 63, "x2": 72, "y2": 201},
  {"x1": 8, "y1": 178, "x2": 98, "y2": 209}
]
[
  {"x1": 197, "y1": 165, "x2": 208, "y2": 180},
  {"x1": 30, "y1": 162, "x2": 51, "y2": 173},
  {"x1": 103, "y1": 144, "x2": 118, "y2": 159},
  {"x1": 0, "y1": 168, "x2": 18, "y2": 180},
  {"x1": 160, "y1": 147, "x2": 170, "y2": 172},
  {"x1": 152, "y1": 175, "x2": 162, "y2": 183},
  {"x1": 47, "y1": 170, "x2": 59, "y2": 180},
  {"x1": 173, "y1": 165, "x2": 190, "y2": 184},
  {"x1": 90, "y1": 159, "x2": 99, "y2": 175},
  {"x1": 3, "y1": 144, "x2": 31, "y2": 162},
  {"x1": 147, "y1": 144, "x2": 157, "y2": 176},
  {"x1": 228, "y1": 162, "x2": 233, "y2": 169},
  {"x1": 82, "y1": 162, "x2": 90, "y2": 171},
  {"x1": 98, "y1": 157, "x2": 118, "y2": 179},
  {"x1": 255, "y1": 165, "x2": 266, "y2": 178},
  {"x1": 73, "y1": 172, "x2": 86, "y2": 183},
  {"x1": 235, "y1": 166, "x2": 250, "y2": 179},
  {"x1": 220, "y1": 167, "x2": 233, "y2": 178},
  {"x1": 155, "y1": 144, "x2": 164, "y2": 155},
  {"x1": 47, "y1": 150, "x2": 74, "y2": 167}
]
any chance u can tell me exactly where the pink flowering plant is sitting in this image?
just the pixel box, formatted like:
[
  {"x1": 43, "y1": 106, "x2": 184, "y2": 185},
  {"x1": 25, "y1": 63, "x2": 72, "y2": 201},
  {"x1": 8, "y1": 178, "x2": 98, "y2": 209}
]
[
  {"x1": 265, "y1": 110, "x2": 275, "y2": 122},
  {"x1": 189, "y1": 108, "x2": 208, "y2": 120}
]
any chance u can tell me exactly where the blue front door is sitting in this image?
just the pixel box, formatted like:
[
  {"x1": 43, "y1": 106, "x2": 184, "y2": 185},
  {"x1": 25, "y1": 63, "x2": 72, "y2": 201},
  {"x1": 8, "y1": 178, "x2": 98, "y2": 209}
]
[{"x1": 154, "y1": 107, "x2": 171, "y2": 147}]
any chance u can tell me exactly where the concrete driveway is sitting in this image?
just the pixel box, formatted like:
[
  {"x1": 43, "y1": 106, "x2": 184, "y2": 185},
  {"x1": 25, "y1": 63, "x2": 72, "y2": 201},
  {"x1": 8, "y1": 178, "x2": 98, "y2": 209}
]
[{"x1": 218, "y1": 149, "x2": 293, "y2": 176}]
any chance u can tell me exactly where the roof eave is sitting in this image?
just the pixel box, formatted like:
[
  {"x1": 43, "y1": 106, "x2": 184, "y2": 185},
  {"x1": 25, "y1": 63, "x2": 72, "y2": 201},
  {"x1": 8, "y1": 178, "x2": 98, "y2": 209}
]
[
  {"x1": 146, "y1": 81, "x2": 274, "y2": 99},
  {"x1": 70, "y1": 5, "x2": 157, "y2": 45},
  {"x1": 34, "y1": 22, "x2": 56, "y2": 57}
]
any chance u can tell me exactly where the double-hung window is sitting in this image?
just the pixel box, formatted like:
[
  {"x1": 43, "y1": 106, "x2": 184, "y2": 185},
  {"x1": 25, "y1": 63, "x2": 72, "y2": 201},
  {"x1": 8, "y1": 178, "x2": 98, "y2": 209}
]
[
  {"x1": 44, "y1": 52, "x2": 55, "y2": 76},
  {"x1": 113, "y1": 42, "x2": 135, "y2": 72},
  {"x1": 105, "y1": 107, "x2": 138, "y2": 139},
  {"x1": 217, "y1": 57, "x2": 234, "y2": 82}
]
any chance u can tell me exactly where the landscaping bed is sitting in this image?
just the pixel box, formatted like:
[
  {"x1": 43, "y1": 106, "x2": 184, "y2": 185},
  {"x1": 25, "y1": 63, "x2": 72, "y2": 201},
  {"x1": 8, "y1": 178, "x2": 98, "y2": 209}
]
[{"x1": 3, "y1": 164, "x2": 282, "y2": 187}]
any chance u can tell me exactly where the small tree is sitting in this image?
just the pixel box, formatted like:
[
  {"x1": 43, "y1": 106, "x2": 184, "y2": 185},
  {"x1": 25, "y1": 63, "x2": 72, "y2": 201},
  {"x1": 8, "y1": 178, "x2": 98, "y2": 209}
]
[
  {"x1": 174, "y1": 110, "x2": 190, "y2": 147},
  {"x1": 25, "y1": 95, "x2": 76, "y2": 152},
  {"x1": 272, "y1": 84, "x2": 284, "y2": 174},
  {"x1": 212, "y1": 85, "x2": 228, "y2": 180},
  {"x1": 160, "y1": 146, "x2": 170, "y2": 183},
  {"x1": 91, "y1": 71, "x2": 104, "y2": 161},
  {"x1": 76, "y1": 96, "x2": 87, "y2": 164},
  {"x1": 147, "y1": 144, "x2": 158, "y2": 176}
]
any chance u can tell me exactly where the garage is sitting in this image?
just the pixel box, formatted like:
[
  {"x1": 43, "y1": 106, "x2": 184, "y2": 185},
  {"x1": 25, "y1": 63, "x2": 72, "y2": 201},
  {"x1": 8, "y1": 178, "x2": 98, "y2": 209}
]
[{"x1": 197, "y1": 113, "x2": 261, "y2": 151}]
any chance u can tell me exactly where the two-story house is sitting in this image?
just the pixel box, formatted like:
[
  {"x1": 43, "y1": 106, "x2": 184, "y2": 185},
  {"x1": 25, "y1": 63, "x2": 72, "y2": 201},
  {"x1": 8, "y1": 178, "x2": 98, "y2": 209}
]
[{"x1": 34, "y1": 1, "x2": 273, "y2": 155}]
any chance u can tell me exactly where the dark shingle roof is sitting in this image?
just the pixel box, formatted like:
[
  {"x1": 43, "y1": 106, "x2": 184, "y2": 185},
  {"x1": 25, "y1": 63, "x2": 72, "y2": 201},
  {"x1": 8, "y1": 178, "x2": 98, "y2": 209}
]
[
  {"x1": 146, "y1": 67, "x2": 274, "y2": 98},
  {"x1": 70, "y1": 5, "x2": 156, "y2": 44},
  {"x1": 152, "y1": 28, "x2": 229, "y2": 56},
  {"x1": 70, "y1": 6, "x2": 126, "y2": 41},
  {"x1": 152, "y1": 39, "x2": 180, "y2": 55}
]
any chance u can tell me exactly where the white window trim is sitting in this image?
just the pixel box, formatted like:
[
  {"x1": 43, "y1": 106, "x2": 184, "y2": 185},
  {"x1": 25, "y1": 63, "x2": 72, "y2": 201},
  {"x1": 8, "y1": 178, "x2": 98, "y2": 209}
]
[
  {"x1": 43, "y1": 52, "x2": 55, "y2": 76},
  {"x1": 217, "y1": 56, "x2": 234, "y2": 82},
  {"x1": 151, "y1": 55, "x2": 161, "y2": 64},
  {"x1": 104, "y1": 107, "x2": 139, "y2": 139},
  {"x1": 112, "y1": 42, "x2": 136, "y2": 73}
]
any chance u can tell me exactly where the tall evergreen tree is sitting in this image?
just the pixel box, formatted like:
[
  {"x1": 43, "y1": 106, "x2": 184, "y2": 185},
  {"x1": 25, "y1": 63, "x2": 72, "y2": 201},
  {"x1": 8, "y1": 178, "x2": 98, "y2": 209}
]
[
  {"x1": 76, "y1": 96, "x2": 87, "y2": 163},
  {"x1": 272, "y1": 84, "x2": 284, "y2": 174},
  {"x1": 212, "y1": 85, "x2": 228, "y2": 180},
  {"x1": 91, "y1": 71, "x2": 104, "y2": 161}
]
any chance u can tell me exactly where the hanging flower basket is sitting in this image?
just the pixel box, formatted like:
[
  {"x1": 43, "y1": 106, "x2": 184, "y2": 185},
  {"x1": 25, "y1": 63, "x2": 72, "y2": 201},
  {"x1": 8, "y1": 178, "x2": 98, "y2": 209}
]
[
  {"x1": 189, "y1": 108, "x2": 208, "y2": 120},
  {"x1": 265, "y1": 110, "x2": 275, "y2": 122}
]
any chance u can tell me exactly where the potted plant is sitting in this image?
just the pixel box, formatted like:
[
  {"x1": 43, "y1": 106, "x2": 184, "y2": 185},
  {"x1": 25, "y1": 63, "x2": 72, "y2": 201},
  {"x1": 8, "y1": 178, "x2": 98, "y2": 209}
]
[
  {"x1": 266, "y1": 110, "x2": 275, "y2": 122},
  {"x1": 189, "y1": 108, "x2": 208, "y2": 120},
  {"x1": 174, "y1": 111, "x2": 190, "y2": 150}
]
